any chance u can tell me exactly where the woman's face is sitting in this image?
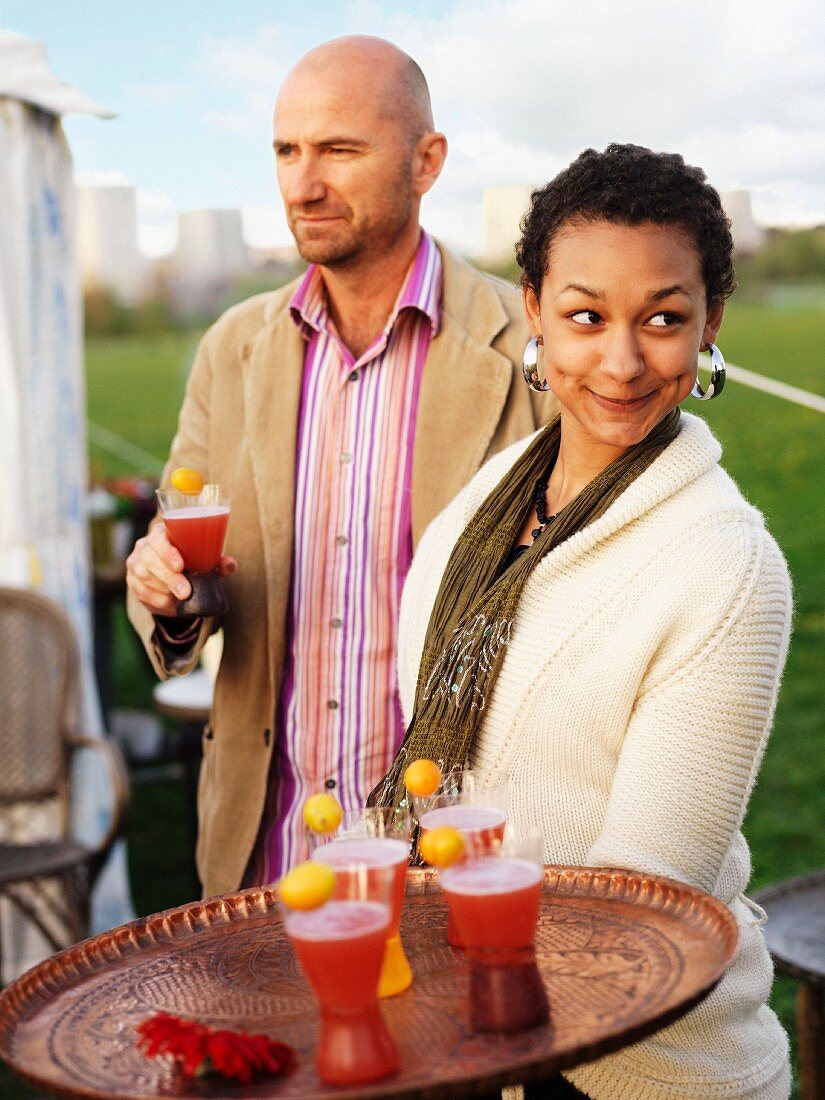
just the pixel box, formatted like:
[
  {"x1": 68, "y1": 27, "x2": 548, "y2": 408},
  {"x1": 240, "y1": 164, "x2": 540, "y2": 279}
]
[{"x1": 524, "y1": 219, "x2": 724, "y2": 459}]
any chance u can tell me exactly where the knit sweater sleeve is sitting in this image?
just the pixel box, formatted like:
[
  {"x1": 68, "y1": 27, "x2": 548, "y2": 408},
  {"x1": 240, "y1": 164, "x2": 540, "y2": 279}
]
[{"x1": 585, "y1": 524, "x2": 792, "y2": 895}]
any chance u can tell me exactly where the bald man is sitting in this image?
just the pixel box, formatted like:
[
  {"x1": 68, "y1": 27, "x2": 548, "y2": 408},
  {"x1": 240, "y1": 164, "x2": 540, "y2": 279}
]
[{"x1": 127, "y1": 36, "x2": 554, "y2": 898}]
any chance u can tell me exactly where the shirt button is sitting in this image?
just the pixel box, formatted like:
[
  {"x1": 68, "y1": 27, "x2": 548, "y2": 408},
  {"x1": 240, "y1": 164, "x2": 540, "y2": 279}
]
[
  {"x1": 340, "y1": 452, "x2": 353, "y2": 464},
  {"x1": 335, "y1": 535, "x2": 348, "y2": 546},
  {"x1": 325, "y1": 778, "x2": 336, "y2": 789},
  {"x1": 327, "y1": 699, "x2": 339, "y2": 710},
  {"x1": 330, "y1": 617, "x2": 342, "y2": 629},
  {"x1": 348, "y1": 370, "x2": 359, "y2": 382}
]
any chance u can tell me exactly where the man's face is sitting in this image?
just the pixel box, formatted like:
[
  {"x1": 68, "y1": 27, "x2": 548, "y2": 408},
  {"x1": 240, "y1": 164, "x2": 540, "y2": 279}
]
[{"x1": 273, "y1": 67, "x2": 418, "y2": 267}]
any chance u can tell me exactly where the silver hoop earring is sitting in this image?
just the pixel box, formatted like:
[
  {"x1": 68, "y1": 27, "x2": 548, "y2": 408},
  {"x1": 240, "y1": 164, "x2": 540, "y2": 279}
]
[
  {"x1": 522, "y1": 335, "x2": 549, "y2": 392},
  {"x1": 691, "y1": 342, "x2": 726, "y2": 401}
]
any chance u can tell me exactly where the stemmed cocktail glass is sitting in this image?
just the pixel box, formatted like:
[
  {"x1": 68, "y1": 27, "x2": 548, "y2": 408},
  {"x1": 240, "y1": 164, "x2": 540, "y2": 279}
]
[{"x1": 155, "y1": 483, "x2": 230, "y2": 617}]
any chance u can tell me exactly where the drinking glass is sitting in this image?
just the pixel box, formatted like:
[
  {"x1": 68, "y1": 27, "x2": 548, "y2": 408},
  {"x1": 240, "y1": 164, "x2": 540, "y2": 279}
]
[
  {"x1": 311, "y1": 807, "x2": 413, "y2": 997},
  {"x1": 439, "y1": 831, "x2": 549, "y2": 1033},
  {"x1": 283, "y1": 862, "x2": 399, "y2": 1085},
  {"x1": 417, "y1": 767, "x2": 509, "y2": 947},
  {"x1": 155, "y1": 484, "x2": 230, "y2": 616}
]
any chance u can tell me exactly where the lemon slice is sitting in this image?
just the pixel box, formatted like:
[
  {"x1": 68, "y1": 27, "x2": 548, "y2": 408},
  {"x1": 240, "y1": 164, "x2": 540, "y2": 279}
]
[
  {"x1": 419, "y1": 825, "x2": 466, "y2": 868},
  {"x1": 278, "y1": 861, "x2": 336, "y2": 910},
  {"x1": 170, "y1": 467, "x2": 205, "y2": 494},
  {"x1": 403, "y1": 758, "x2": 442, "y2": 798},
  {"x1": 303, "y1": 792, "x2": 343, "y2": 834}
]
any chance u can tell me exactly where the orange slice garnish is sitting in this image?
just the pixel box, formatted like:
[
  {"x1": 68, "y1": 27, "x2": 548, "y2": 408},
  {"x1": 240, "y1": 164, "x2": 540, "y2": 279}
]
[
  {"x1": 404, "y1": 759, "x2": 442, "y2": 798},
  {"x1": 419, "y1": 825, "x2": 466, "y2": 868},
  {"x1": 170, "y1": 468, "x2": 205, "y2": 494},
  {"x1": 278, "y1": 861, "x2": 336, "y2": 910}
]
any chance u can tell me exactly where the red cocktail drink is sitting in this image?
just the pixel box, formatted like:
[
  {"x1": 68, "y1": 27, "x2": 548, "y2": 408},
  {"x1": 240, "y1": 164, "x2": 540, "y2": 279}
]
[
  {"x1": 419, "y1": 805, "x2": 506, "y2": 847},
  {"x1": 312, "y1": 835, "x2": 411, "y2": 997},
  {"x1": 156, "y1": 484, "x2": 231, "y2": 616},
  {"x1": 164, "y1": 506, "x2": 229, "y2": 573},
  {"x1": 419, "y1": 805, "x2": 506, "y2": 947},
  {"x1": 285, "y1": 899, "x2": 399, "y2": 1085},
  {"x1": 440, "y1": 856, "x2": 549, "y2": 1032}
]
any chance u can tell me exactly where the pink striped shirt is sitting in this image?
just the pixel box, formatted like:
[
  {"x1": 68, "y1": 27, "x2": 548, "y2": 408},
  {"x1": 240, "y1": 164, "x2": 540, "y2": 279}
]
[{"x1": 246, "y1": 231, "x2": 442, "y2": 881}]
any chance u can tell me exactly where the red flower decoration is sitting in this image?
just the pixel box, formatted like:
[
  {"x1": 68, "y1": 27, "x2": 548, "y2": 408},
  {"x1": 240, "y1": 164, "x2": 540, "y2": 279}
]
[{"x1": 136, "y1": 1012, "x2": 296, "y2": 1083}]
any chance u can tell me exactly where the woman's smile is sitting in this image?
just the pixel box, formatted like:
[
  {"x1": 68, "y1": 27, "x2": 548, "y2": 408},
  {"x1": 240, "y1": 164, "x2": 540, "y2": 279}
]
[{"x1": 588, "y1": 388, "x2": 657, "y2": 412}]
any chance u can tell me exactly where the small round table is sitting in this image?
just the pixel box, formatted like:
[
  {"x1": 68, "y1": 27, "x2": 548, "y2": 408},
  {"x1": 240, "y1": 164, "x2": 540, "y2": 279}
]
[{"x1": 754, "y1": 871, "x2": 825, "y2": 1100}]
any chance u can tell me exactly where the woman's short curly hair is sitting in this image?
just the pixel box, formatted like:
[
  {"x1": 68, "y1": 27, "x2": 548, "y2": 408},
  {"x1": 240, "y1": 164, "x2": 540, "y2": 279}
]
[{"x1": 516, "y1": 143, "x2": 735, "y2": 304}]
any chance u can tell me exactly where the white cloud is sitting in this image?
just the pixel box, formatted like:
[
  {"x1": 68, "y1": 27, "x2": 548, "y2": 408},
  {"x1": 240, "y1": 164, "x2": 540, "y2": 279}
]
[
  {"x1": 752, "y1": 180, "x2": 825, "y2": 228},
  {"x1": 196, "y1": 25, "x2": 294, "y2": 138},
  {"x1": 242, "y1": 200, "x2": 291, "y2": 249},
  {"x1": 198, "y1": 24, "x2": 290, "y2": 95},
  {"x1": 94, "y1": 1, "x2": 823, "y2": 257},
  {"x1": 374, "y1": 0, "x2": 825, "y2": 244},
  {"x1": 345, "y1": 0, "x2": 385, "y2": 26}
]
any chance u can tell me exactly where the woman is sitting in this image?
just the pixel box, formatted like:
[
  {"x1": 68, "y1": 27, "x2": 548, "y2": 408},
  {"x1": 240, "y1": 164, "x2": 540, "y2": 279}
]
[{"x1": 376, "y1": 145, "x2": 792, "y2": 1098}]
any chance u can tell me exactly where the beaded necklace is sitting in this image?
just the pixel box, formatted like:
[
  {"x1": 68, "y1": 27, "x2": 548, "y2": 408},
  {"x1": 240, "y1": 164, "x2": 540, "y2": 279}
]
[{"x1": 531, "y1": 475, "x2": 557, "y2": 541}]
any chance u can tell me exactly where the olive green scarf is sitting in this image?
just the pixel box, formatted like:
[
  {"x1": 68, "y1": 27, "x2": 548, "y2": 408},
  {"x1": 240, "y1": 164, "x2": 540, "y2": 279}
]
[{"x1": 369, "y1": 408, "x2": 681, "y2": 810}]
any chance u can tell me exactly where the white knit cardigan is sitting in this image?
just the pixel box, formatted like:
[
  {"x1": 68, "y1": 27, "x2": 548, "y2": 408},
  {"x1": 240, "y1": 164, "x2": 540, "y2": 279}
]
[{"x1": 398, "y1": 413, "x2": 792, "y2": 1099}]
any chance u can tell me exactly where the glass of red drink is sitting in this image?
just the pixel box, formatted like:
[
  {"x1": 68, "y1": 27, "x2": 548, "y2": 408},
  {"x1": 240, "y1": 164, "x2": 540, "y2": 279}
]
[
  {"x1": 283, "y1": 863, "x2": 400, "y2": 1086},
  {"x1": 155, "y1": 484, "x2": 230, "y2": 616},
  {"x1": 439, "y1": 833, "x2": 549, "y2": 1033},
  {"x1": 310, "y1": 807, "x2": 413, "y2": 997},
  {"x1": 417, "y1": 768, "x2": 508, "y2": 947}
]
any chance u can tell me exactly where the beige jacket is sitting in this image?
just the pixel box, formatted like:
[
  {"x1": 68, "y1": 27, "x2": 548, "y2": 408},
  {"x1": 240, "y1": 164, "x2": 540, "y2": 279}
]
[{"x1": 128, "y1": 242, "x2": 555, "y2": 897}]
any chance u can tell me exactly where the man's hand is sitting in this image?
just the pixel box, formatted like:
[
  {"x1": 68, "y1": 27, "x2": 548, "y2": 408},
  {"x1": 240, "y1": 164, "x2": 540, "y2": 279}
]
[{"x1": 126, "y1": 523, "x2": 236, "y2": 617}]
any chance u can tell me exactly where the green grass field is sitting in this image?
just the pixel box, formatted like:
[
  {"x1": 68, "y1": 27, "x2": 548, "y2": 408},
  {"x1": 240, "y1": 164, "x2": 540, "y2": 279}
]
[
  {"x1": 2, "y1": 298, "x2": 822, "y2": 1098},
  {"x1": 696, "y1": 304, "x2": 825, "y2": 1092}
]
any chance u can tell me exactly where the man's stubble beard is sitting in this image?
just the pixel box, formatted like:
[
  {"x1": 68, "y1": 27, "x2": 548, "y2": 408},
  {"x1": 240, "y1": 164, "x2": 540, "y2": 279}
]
[
  {"x1": 291, "y1": 220, "x2": 363, "y2": 267},
  {"x1": 290, "y1": 161, "x2": 417, "y2": 269}
]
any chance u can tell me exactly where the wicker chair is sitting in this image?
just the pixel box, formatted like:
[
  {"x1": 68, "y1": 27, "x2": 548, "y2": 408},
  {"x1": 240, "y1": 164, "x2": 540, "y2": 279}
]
[{"x1": 0, "y1": 585, "x2": 129, "y2": 977}]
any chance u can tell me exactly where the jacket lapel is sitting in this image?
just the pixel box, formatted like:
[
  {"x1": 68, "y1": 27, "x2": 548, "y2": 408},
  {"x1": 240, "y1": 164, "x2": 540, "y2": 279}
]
[
  {"x1": 411, "y1": 247, "x2": 515, "y2": 545},
  {"x1": 241, "y1": 308, "x2": 305, "y2": 679}
]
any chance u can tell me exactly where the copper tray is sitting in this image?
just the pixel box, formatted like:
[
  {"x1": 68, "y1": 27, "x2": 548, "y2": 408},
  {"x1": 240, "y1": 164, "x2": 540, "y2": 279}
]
[{"x1": 0, "y1": 865, "x2": 738, "y2": 1099}]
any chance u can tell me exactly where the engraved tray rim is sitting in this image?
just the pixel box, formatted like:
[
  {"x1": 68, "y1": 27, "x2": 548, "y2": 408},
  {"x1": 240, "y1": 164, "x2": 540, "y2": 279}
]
[{"x1": 0, "y1": 865, "x2": 740, "y2": 1100}]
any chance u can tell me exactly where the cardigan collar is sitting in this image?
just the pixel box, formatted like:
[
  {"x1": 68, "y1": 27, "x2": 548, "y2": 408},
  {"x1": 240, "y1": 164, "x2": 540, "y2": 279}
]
[{"x1": 471, "y1": 412, "x2": 752, "y2": 580}]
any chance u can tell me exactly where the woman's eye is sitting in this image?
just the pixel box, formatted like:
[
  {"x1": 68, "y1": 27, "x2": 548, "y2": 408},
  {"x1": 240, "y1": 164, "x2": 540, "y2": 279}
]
[
  {"x1": 648, "y1": 311, "x2": 682, "y2": 327},
  {"x1": 570, "y1": 310, "x2": 601, "y2": 325}
]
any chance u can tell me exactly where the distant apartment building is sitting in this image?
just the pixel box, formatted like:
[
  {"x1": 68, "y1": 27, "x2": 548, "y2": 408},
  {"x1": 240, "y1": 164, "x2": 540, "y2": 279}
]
[
  {"x1": 482, "y1": 185, "x2": 534, "y2": 266},
  {"x1": 76, "y1": 184, "x2": 143, "y2": 303},
  {"x1": 720, "y1": 190, "x2": 766, "y2": 254},
  {"x1": 170, "y1": 208, "x2": 250, "y2": 314},
  {"x1": 482, "y1": 184, "x2": 766, "y2": 266},
  {"x1": 175, "y1": 208, "x2": 249, "y2": 281}
]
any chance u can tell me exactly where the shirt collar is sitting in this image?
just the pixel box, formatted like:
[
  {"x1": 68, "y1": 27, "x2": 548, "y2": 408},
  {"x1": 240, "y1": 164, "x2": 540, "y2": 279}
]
[
  {"x1": 289, "y1": 230, "x2": 443, "y2": 341},
  {"x1": 289, "y1": 264, "x2": 327, "y2": 338},
  {"x1": 388, "y1": 230, "x2": 442, "y2": 338}
]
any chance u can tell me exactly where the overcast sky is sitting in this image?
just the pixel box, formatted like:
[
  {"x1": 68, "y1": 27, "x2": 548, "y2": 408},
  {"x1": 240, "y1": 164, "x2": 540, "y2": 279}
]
[{"x1": 4, "y1": 0, "x2": 824, "y2": 256}]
